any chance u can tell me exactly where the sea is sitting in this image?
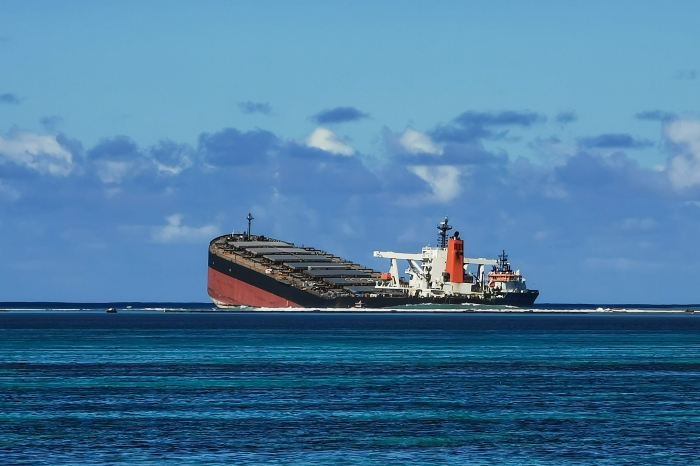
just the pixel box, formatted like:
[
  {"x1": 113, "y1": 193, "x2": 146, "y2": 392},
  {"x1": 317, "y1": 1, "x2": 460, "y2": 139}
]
[{"x1": 2, "y1": 303, "x2": 700, "y2": 465}]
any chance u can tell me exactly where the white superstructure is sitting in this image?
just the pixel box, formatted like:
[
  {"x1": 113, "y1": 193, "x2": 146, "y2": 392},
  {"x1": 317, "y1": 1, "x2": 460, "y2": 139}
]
[
  {"x1": 373, "y1": 217, "x2": 531, "y2": 300},
  {"x1": 373, "y1": 246, "x2": 498, "y2": 298}
]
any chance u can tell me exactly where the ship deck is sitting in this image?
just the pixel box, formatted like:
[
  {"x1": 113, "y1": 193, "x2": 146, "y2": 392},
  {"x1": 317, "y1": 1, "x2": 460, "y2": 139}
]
[{"x1": 209, "y1": 235, "x2": 404, "y2": 300}]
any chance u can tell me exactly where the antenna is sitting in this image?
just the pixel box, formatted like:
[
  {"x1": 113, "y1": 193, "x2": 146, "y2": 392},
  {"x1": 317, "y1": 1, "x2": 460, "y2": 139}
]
[
  {"x1": 246, "y1": 213, "x2": 254, "y2": 238},
  {"x1": 437, "y1": 216, "x2": 452, "y2": 248},
  {"x1": 498, "y1": 250, "x2": 511, "y2": 273}
]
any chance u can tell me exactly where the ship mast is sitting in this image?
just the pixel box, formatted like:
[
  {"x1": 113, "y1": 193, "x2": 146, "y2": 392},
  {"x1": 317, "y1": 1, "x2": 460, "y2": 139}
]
[
  {"x1": 246, "y1": 213, "x2": 254, "y2": 239},
  {"x1": 437, "y1": 217, "x2": 452, "y2": 249}
]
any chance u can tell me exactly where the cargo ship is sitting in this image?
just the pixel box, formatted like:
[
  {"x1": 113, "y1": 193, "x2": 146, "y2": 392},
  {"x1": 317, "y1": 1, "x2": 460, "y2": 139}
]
[{"x1": 207, "y1": 216, "x2": 539, "y2": 309}]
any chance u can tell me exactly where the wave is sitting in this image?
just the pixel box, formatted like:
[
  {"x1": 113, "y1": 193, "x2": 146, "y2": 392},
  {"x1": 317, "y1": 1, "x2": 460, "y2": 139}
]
[{"x1": 1, "y1": 302, "x2": 698, "y2": 313}]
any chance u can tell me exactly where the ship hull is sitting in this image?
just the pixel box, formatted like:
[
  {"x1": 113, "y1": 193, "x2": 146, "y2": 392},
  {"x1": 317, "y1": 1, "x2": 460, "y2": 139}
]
[{"x1": 208, "y1": 252, "x2": 539, "y2": 309}]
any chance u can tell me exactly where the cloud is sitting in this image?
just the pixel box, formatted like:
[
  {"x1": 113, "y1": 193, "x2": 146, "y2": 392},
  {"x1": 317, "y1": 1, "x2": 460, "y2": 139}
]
[
  {"x1": 453, "y1": 111, "x2": 545, "y2": 127},
  {"x1": 40, "y1": 116, "x2": 64, "y2": 132},
  {"x1": 407, "y1": 165, "x2": 461, "y2": 203},
  {"x1": 86, "y1": 136, "x2": 147, "y2": 183},
  {"x1": 431, "y1": 110, "x2": 546, "y2": 143},
  {"x1": 383, "y1": 127, "x2": 444, "y2": 158},
  {"x1": 275, "y1": 149, "x2": 381, "y2": 196},
  {"x1": 88, "y1": 136, "x2": 140, "y2": 160},
  {"x1": 198, "y1": 128, "x2": 278, "y2": 166},
  {"x1": 0, "y1": 129, "x2": 73, "y2": 175},
  {"x1": 555, "y1": 111, "x2": 577, "y2": 125},
  {"x1": 666, "y1": 119, "x2": 700, "y2": 189},
  {"x1": 0, "y1": 93, "x2": 20, "y2": 104},
  {"x1": 399, "y1": 128, "x2": 443, "y2": 155},
  {"x1": 504, "y1": 156, "x2": 569, "y2": 199},
  {"x1": 4, "y1": 115, "x2": 700, "y2": 303},
  {"x1": 238, "y1": 101, "x2": 272, "y2": 115},
  {"x1": 152, "y1": 214, "x2": 219, "y2": 243},
  {"x1": 150, "y1": 140, "x2": 193, "y2": 175},
  {"x1": 577, "y1": 133, "x2": 654, "y2": 149},
  {"x1": 635, "y1": 110, "x2": 677, "y2": 122},
  {"x1": 311, "y1": 107, "x2": 369, "y2": 124},
  {"x1": 555, "y1": 151, "x2": 661, "y2": 193},
  {"x1": 674, "y1": 70, "x2": 697, "y2": 80},
  {"x1": 95, "y1": 162, "x2": 133, "y2": 183},
  {"x1": 529, "y1": 136, "x2": 577, "y2": 163},
  {"x1": 305, "y1": 127, "x2": 355, "y2": 156}
]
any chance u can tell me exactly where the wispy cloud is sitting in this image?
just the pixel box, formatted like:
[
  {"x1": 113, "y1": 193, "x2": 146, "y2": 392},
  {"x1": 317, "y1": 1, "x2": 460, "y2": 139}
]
[
  {"x1": 577, "y1": 133, "x2": 654, "y2": 150},
  {"x1": 635, "y1": 110, "x2": 677, "y2": 122},
  {"x1": 238, "y1": 101, "x2": 272, "y2": 115},
  {"x1": 555, "y1": 111, "x2": 577, "y2": 125},
  {"x1": 0, "y1": 93, "x2": 20, "y2": 104},
  {"x1": 431, "y1": 110, "x2": 546, "y2": 143},
  {"x1": 311, "y1": 107, "x2": 369, "y2": 124},
  {"x1": 40, "y1": 116, "x2": 64, "y2": 132},
  {"x1": 454, "y1": 110, "x2": 545, "y2": 127},
  {"x1": 152, "y1": 214, "x2": 219, "y2": 243}
]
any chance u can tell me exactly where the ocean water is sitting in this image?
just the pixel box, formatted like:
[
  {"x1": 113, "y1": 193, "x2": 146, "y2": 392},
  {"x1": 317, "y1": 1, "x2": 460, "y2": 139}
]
[{"x1": 2, "y1": 308, "x2": 700, "y2": 465}]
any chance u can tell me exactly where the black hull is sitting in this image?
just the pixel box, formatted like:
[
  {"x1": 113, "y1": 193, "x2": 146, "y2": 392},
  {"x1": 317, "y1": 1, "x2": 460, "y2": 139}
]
[{"x1": 209, "y1": 252, "x2": 539, "y2": 309}]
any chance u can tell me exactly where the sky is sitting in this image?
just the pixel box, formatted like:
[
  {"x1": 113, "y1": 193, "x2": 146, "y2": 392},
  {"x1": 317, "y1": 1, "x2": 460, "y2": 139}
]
[{"x1": 1, "y1": 1, "x2": 700, "y2": 303}]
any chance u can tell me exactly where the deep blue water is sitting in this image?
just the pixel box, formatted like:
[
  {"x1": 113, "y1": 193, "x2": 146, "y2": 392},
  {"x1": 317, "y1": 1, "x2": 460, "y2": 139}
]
[{"x1": 2, "y1": 311, "x2": 700, "y2": 465}]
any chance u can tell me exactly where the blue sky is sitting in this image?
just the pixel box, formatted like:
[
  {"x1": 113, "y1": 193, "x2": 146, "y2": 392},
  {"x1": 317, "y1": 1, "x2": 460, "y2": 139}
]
[{"x1": 1, "y1": 1, "x2": 700, "y2": 303}]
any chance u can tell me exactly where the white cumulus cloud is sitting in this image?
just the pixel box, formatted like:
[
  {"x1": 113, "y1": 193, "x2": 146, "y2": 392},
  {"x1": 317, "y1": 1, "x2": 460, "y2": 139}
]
[
  {"x1": 399, "y1": 128, "x2": 443, "y2": 155},
  {"x1": 408, "y1": 165, "x2": 461, "y2": 203},
  {"x1": 666, "y1": 119, "x2": 700, "y2": 188},
  {"x1": 152, "y1": 214, "x2": 219, "y2": 243},
  {"x1": 0, "y1": 130, "x2": 73, "y2": 176},
  {"x1": 306, "y1": 127, "x2": 355, "y2": 156}
]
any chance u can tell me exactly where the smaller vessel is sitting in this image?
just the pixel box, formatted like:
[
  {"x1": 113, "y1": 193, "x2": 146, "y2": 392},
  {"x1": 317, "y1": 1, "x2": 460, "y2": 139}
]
[
  {"x1": 487, "y1": 251, "x2": 530, "y2": 294},
  {"x1": 106, "y1": 308, "x2": 117, "y2": 313}
]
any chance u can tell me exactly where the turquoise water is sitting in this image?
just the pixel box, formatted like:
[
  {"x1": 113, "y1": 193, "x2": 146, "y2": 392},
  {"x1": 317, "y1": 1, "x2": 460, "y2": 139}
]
[{"x1": 2, "y1": 312, "x2": 700, "y2": 465}]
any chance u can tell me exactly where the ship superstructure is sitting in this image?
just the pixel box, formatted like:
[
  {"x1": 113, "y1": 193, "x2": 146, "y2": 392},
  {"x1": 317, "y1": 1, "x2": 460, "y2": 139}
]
[
  {"x1": 207, "y1": 216, "x2": 538, "y2": 309},
  {"x1": 487, "y1": 250, "x2": 529, "y2": 293},
  {"x1": 374, "y1": 220, "x2": 499, "y2": 299}
]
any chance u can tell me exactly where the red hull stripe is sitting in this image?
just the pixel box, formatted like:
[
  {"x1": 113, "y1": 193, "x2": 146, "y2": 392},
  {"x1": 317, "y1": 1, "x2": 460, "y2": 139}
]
[{"x1": 207, "y1": 267, "x2": 302, "y2": 308}]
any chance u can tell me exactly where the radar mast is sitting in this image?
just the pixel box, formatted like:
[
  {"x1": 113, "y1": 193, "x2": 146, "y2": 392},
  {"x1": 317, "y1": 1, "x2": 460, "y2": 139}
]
[{"x1": 437, "y1": 217, "x2": 452, "y2": 249}]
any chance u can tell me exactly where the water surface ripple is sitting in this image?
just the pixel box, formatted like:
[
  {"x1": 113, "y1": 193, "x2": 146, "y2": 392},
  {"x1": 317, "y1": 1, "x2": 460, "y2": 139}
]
[{"x1": 2, "y1": 313, "x2": 700, "y2": 465}]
